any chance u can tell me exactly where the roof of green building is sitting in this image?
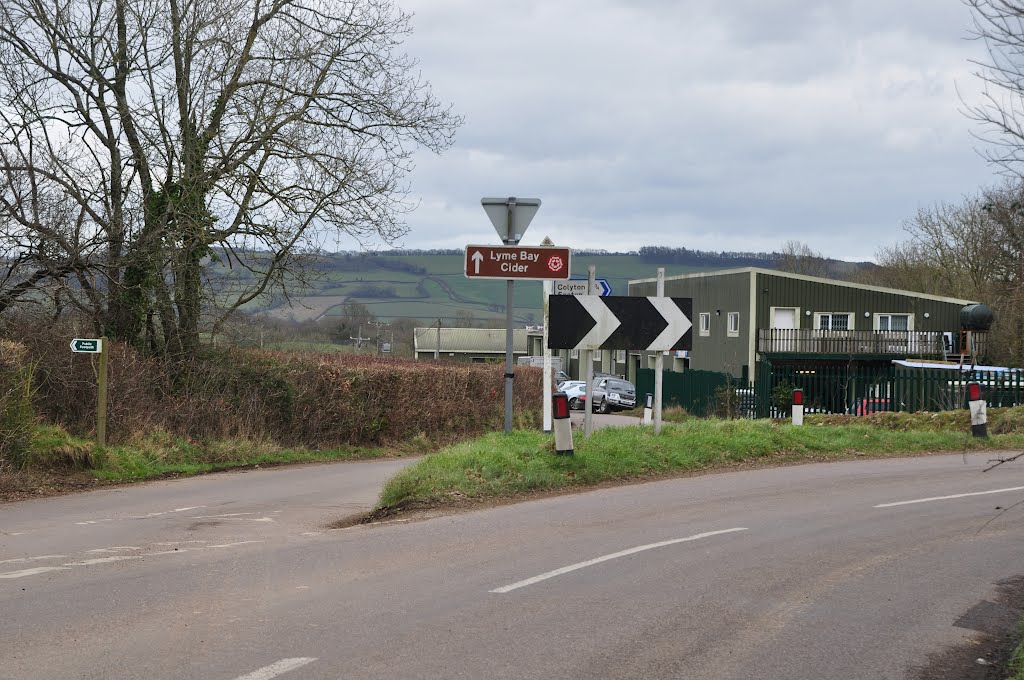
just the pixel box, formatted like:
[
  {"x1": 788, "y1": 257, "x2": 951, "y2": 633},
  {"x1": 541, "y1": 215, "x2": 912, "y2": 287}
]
[
  {"x1": 628, "y1": 267, "x2": 978, "y2": 305},
  {"x1": 413, "y1": 327, "x2": 530, "y2": 354}
]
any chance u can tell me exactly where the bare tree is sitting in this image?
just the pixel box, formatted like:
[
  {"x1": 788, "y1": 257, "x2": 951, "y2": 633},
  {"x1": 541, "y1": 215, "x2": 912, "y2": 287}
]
[
  {"x1": 0, "y1": 0, "x2": 459, "y2": 355},
  {"x1": 964, "y1": 1, "x2": 1024, "y2": 173},
  {"x1": 776, "y1": 240, "x2": 830, "y2": 278},
  {"x1": 864, "y1": 183, "x2": 1024, "y2": 366}
]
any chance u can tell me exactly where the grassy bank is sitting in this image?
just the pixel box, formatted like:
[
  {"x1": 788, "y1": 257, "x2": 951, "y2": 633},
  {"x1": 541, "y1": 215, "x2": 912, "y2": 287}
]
[
  {"x1": 375, "y1": 418, "x2": 1024, "y2": 514},
  {"x1": 1010, "y1": 621, "x2": 1024, "y2": 680},
  {"x1": 0, "y1": 424, "x2": 413, "y2": 501}
]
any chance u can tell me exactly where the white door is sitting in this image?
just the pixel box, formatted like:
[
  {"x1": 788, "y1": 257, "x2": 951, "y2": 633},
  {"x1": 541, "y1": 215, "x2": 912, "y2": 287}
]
[
  {"x1": 773, "y1": 308, "x2": 797, "y2": 351},
  {"x1": 774, "y1": 308, "x2": 796, "y2": 329}
]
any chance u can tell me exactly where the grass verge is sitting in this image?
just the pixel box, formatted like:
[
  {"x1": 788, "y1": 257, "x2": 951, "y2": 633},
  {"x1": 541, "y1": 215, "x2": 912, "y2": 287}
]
[
  {"x1": 1009, "y1": 618, "x2": 1024, "y2": 680},
  {"x1": 1, "y1": 424, "x2": 413, "y2": 501},
  {"x1": 374, "y1": 418, "x2": 1024, "y2": 515}
]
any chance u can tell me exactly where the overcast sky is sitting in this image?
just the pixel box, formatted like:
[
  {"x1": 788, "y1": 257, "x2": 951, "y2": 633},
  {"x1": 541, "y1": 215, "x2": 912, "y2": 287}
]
[{"x1": 382, "y1": 0, "x2": 998, "y2": 262}]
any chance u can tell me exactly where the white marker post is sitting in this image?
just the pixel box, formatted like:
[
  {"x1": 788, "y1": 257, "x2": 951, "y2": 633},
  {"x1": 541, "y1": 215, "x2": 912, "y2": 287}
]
[
  {"x1": 791, "y1": 388, "x2": 804, "y2": 426},
  {"x1": 542, "y1": 236, "x2": 555, "y2": 433},
  {"x1": 968, "y1": 381, "x2": 987, "y2": 437},
  {"x1": 654, "y1": 268, "x2": 665, "y2": 434}
]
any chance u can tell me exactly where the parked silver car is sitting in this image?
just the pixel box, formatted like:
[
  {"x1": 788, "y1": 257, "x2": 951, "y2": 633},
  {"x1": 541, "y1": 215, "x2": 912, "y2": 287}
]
[
  {"x1": 588, "y1": 377, "x2": 636, "y2": 413},
  {"x1": 556, "y1": 380, "x2": 588, "y2": 409}
]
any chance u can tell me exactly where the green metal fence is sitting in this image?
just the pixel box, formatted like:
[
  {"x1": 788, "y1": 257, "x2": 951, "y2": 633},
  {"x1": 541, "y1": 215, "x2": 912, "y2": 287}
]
[
  {"x1": 755, "y1": 359, "x2": 1024, "y2": 417},
  {"x1": 636, "y1": 368, "x2": 735, "y2": 417},
  {"x1": 639, "y1": 361, "x2": 1024, "y2": 420}
]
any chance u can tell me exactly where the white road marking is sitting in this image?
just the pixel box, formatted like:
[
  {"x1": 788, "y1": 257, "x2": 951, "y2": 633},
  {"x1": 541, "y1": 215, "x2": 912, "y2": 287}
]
[
  {"x1": 189, "y1": 514, "x2": 274, "y2": 522},
  {"x1": 0, "y1": 566, "x2": 70, "y2": 579},
  {"x1": 132, "y1": 506, "x2": 206, "y2": 519},
  {"x1": 231, "y1": 657, "x2": 317, "y2": 680},
  {"x1": 0, "y1": 555, "x2": 66, "y2": 565},
  {"x1": 206, "y1": 540, "x2": 264, "y2": 549},
  {"x1": 149, "y1": 549, "x2": 191, "y2": 556},
  {"x1": 63, "y1": 556, "x2": 142, "y2": 566},
  {"x1": 490, "y1": 528, "x2": 749, "y2": 594},
  {"x1": 190, "y1": 512, "x2": 255, "y2": 518},
  {"x1": 874, "y1": 486, "x2": 1024, "y2": 508},
  {"x1": 74, "y1": 506, "x2": 208, "y2": 524},
  {"x1": 154, "y1": 540, "x2": 208, "y2": 546},
  {"x1": 0, "y1": 539, "x2": 264, "y2": 581}
]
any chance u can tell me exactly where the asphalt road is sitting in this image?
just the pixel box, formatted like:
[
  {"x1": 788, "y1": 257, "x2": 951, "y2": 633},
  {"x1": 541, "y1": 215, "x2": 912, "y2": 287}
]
[
  {"x1": 3, "y1": 451, "x2": 1024, "y2": 679},
  {"x1": 570, "y1": 410, "x2": 642, "y2": 428}
]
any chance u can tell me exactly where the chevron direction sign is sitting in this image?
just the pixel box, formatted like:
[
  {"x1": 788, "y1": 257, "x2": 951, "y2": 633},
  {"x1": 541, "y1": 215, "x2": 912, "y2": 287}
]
[{"x1": 548, "y1": 295, "x2": 693, "y2": 351}]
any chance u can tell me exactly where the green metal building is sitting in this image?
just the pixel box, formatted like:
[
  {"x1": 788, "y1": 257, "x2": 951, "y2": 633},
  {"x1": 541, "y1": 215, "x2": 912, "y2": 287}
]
[{"x1": 628, "y1": 267, "x2": 982, "y2": 383}]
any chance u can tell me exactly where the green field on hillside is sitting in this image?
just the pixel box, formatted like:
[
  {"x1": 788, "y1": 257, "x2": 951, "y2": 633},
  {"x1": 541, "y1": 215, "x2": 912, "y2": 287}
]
[{"x1": 236, "y1": 253, "x2": 716, "y2": 323}]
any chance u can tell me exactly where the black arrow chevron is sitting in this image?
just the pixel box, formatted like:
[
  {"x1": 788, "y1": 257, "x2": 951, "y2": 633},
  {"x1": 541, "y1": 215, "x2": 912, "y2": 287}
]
[
  {"x1": 601, "y1": 296, "x2": 666, "y2": 350},
  {"x1": 547, "y1": 295, "x2": 597, "y2": 349}
]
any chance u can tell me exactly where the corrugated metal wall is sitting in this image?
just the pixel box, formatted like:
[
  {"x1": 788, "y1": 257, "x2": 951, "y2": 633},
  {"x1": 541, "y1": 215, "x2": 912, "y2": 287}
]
[
  {"x1": 629, "y1": 271, "x2": 752, "y2": 378},
  {"x1": 753, "y1": 272, "x2": 970, "y2": 331}
]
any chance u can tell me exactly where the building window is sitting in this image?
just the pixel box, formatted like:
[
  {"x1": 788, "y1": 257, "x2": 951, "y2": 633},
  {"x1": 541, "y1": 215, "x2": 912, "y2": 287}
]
[
  {"x1": 570, "y1": 349, "x2": 579, "y2": 359},
  {"x1": 615, "y1": 349, "x2": 626, "y2": 363},
  {"x1": 699, "y1": 313, "x2": 711, "y2": 336},
  {"x1": 727, "y1": 312, "x2": 740, "y2": 337},
  {"x1": 876, "y1": 314, "x2": 911, "y2": 331},
  {"x1": 816, "y1": 313, "x2": 852, "y2": 331}
]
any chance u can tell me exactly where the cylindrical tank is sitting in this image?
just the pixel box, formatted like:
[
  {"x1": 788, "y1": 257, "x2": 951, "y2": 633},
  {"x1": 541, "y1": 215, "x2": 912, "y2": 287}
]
[{"x1": 960, "y1": 304, "x2": 994, "y2": 331}]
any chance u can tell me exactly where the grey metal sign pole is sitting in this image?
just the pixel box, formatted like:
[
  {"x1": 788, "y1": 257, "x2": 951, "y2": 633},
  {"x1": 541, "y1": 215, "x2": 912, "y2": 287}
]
[
  {"x1": 655, "y1": 268, "x2": 665, "y2": 434},
  {"x1": 584, "y1": 265, "x2": 596, "y2": 437},
  {"x1": 480, "y1": 196, "x2": 541, "y2": 434},
  {"x1": 503, "y1": 199, "x2": 516, "y2": 433}
]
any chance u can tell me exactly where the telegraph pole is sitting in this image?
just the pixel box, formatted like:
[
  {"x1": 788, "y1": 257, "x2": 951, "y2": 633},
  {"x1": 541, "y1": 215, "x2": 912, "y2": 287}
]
[{"x1": 350, "y1": 325, "x2": 371, "y2": 350}]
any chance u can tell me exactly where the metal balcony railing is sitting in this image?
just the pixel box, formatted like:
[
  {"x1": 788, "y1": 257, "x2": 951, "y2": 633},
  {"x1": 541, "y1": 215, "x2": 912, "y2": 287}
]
[{"x1": 757, "y1": 329, "x2": 968, "y2": 357}]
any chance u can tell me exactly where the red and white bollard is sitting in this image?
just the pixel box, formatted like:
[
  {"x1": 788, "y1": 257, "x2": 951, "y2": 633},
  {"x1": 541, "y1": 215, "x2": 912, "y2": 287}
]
[
  {"x1": 792, "y1": 388, "x2": 804, "y2": 426},
  {"x1": 553, "y1": 391, "x2": 574, "y2": 455},
  {"x1": 968, "y1": 381, "x2": 988, "y2": 438}
]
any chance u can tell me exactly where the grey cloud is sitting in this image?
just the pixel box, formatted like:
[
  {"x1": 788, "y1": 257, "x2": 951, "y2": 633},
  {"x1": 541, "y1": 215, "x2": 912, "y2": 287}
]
[{"x1": 393, "y1": 0, "x2": 999, "y2": 261}]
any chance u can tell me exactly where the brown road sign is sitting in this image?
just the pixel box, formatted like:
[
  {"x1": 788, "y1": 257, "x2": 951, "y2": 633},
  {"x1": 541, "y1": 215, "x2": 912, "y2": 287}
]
[{"x1": 464, "y1": 245, "x2": 572, "y2": 280}]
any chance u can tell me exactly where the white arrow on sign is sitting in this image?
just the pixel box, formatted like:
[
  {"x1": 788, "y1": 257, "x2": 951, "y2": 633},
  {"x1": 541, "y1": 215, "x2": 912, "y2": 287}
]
[
  {"x1": 574, "y1": 296, "x2": 622, "y2": 349},
  {"x1": 648, "y1": 297, "x2": 693, "y2": 351},
  {"x1": 556, "y1": 278, "x2": 612, "y2": 296},
  {"x1": 471, "y1": 250, "x2": 483, "y2": 274}
]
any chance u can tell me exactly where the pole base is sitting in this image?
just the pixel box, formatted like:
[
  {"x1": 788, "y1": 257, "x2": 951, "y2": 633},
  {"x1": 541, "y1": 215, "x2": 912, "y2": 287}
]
[{"x1": 972, "y1": 423, "x2": 988, "y2": 438}]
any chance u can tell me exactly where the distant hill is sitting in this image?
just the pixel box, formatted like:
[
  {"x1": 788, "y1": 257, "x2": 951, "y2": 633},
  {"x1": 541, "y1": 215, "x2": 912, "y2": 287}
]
[{"x1": 234, "y1": 247, "x2": 875, "y2": 325}]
